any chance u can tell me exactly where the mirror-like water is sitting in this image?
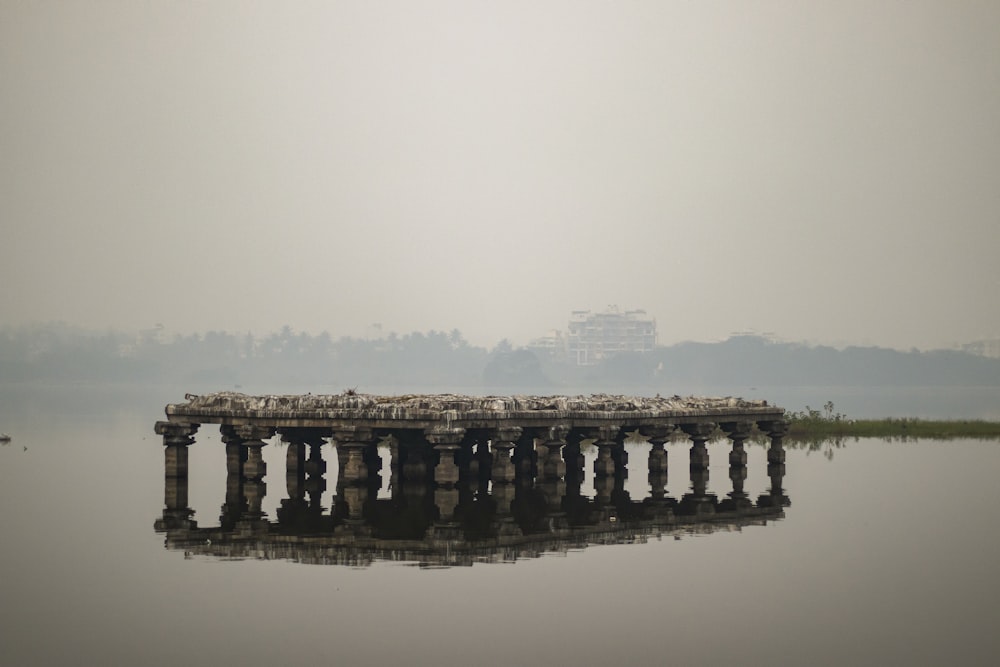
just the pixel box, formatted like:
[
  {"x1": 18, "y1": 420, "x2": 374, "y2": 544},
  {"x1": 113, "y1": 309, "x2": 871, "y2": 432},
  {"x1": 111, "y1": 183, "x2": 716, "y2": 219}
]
[{"x1": 1, "y1": 385, "x2": 998, "y2": 666}]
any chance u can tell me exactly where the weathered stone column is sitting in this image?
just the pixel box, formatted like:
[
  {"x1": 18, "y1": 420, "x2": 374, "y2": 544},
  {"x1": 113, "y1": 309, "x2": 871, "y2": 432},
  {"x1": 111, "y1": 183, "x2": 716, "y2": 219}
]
[
  {"x1": 363, "y1": 439, "x2": 383, "y2": 475},
  {"x1": 540, "y1": 425, "x2": 569, "y2": 479},
  {"x1": 398, "y1": 430, "x2": 431, "y2": 481},
  {"x1": 762, "y1": 421, "x2": 789, "y2": 506},
  {"x1": 591, "y1": 425, "x2": 620, "y2": 478},
  {"x1": 474, "y1": 437, "x2": 492, "y2": 481},
  {"x1": 563, "y1": 430, "x2": 586, "y2": 480},
  {"x1": 280, "y1": 428, "x2": 314, "y2": 501},
  {"x1": 720, "y1": 421, "x2": 754, "y2": 468},
  {"x1": 640, "y1": 425, "x2": 672, "y2": 501},
  {"x1": 612, "y1": 429, "x2": 629, "y2": 473},
  {"x1": 303, "y1": 440, "x2": 327, "y2": 477},
  {"x1": 154, "y1": 423, "x2": 199, "y2": 531},
  {"x1": 334, "y1": 426, "x2": 377, "y2": 484},
  {"x1": 490, "y1": 426, "x2": 521, "y2": 484},
  {"x1": 513, "y1": 429, "x2": 538, "y2": 479},
  {"x1": 641, "y1": 425, "x2": 672, "y2": 475},
  {"x1": 284, "y1": 438, "x2": 306, "y2": 497},
  {"x1": 219, "y1": 425, "x2": 247, "y2": 524},
  {"x1": 427, "y1": 427, "x2": 466, "y2": 486},
  {"x1": 220, "y1": 425, "x2": 245, "y2": 476},
  {"x1": 155, "y1": 422, "x2": 199, "y2": 477},
  {"x1": 682, "y1": 422, "x2": 716, "y2": 470},
  {"x1": 760, "y1": 420, "x2": 789, "y2": 465},
  {"x1": 227, "y1": 425, "x2": 274, "y2": 480},
  {"x1": 386, "y1": 434, "x2": 401, "y2": 495}
]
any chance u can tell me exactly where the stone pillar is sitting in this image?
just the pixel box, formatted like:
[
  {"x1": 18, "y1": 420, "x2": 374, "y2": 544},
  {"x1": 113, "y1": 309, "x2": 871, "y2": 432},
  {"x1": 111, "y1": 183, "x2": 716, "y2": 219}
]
[
  {"x1": 303, "y1": 441, "x2": 327, "y2": 478},
  {"x1": 474, "y1": 437, "x2": 493, "y2": 482},
  {"x1": 334, "y1": 426, "x2": 377, "y2": 484},
  {"x1": 219, "y1": 426, "x2": 247, "y2": 525},
  {"x1": 612, "y1": 429, "x2": 629, "y2": 474},
  {"x1": 285, "y1": 439, "x2": 306, "y2": 496},
  {"x1": 681, "y1": 422, "x2": 716, "y2": 470},
  {"x1": 563, "y1": 430, "x2": 586, "y2": 481},
  {"x1": 760, "y1": 420, "x2": 789, "y2": 465},
  {"x1": 641, "y1": 425, "x2": 672, "y2": 474},
  {"x1": 155, "y1": 422, "x2": 199, "y2": 477},
  {"x1": 490, "y1": 426, "x2": 521, "y2": 484},
  {"x1": 513, "y1": 430, "x2": 538, "y2": 479},
  {"x1": 427, "y1": 427, "x2": 466, "y2": 486},
  {"x1": 227, "y1": 425, "x2": 274, "y2": 480},
  {"x1": 363, "y1": 440, "x2": 383, "y2": 475},
  {"x1": 759, "y1": 421, "x2": 789, "y2": 508},
  {"x1": 540, "y1": 425, "x2": 569, "y2": 479},
  {"x1": 720, "y1": 421, "x2": 754, "y2": 468},
  {"x1": 387, "y1": 435, "x2": 401, "y2": 496},
  {"x1": 640, "y1": 425, "x2": 672, "y2": 502},
  {"x1": 280, "y1": 429, "x2": 309, "y2": 501},
  {"x1": 397, "y1": 430, "x2": 431, "y2": 481},
  {"x1": 591, "y1": 425, "x2": 620, "y2": 478}
]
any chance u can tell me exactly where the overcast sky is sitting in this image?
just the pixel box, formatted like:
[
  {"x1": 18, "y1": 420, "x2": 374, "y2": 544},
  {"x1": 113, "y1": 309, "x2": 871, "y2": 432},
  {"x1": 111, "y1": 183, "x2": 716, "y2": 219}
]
[{"x1": 2, "y1": 1, "x2": 998, "y2": 350}]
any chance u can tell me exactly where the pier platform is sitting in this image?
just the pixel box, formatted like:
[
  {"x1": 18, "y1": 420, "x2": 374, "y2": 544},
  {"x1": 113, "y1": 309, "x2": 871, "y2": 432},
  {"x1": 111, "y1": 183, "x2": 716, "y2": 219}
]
[{"x1": 154, "y1": 392, "x2": 790, "y2": 565}]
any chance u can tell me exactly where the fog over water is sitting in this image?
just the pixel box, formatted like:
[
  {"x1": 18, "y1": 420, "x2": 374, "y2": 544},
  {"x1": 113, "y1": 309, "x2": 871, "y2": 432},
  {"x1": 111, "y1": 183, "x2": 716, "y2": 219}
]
[
  {"x1": 1, "y1": 385, "x2": 999, "y2": 666},
  {"x1": 4, "y1": 5, "x2": 999, "y2": 665},
  {"x1": 3, "y1": 2, "x2": 1000, "y2": 349}
]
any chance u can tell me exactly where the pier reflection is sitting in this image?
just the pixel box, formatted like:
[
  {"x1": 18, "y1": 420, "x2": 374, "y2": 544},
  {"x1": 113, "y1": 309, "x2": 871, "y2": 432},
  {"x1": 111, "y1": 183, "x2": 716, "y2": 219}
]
[{"x1": 154, "y1": 427, "x2": 789, "y2": 568}]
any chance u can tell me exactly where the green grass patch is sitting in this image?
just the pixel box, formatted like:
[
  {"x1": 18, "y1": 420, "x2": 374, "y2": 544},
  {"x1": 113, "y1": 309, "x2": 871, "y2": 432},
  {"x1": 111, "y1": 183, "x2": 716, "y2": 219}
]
[{"x1": 782, "y1": 403, "x2": 1000, "y2": 442}]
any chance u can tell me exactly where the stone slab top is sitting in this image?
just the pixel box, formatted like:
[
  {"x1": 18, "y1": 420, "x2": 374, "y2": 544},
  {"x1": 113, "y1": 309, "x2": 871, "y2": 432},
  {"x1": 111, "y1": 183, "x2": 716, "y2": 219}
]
[{"x1": 165, "y1": 391, "x2": 785, "y2": 430}]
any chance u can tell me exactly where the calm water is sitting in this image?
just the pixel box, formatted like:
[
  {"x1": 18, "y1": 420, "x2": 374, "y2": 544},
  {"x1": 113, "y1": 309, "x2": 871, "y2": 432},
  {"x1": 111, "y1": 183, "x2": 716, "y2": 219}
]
[{"x1": 1, "y1": 385, "x2": 999, "y2": 666}]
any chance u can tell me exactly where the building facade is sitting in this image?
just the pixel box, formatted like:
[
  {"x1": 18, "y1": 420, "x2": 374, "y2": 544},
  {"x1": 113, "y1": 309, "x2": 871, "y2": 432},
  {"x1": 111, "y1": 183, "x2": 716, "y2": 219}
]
[{"x1": 566, "y1": 307, "x2": 657, "y2": 366}]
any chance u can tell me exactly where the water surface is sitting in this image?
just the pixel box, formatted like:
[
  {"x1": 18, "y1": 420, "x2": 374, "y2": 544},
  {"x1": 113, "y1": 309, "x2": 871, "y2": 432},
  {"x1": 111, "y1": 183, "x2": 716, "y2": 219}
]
[{"x1": 1, "y1": 385, "x2": 997, "y2": 666}]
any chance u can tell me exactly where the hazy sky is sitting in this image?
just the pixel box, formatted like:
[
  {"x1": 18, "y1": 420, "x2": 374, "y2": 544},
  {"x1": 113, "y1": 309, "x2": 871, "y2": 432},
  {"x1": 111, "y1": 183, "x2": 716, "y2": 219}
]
[{"x1": 3, "y1": 2, "x2": 998, "y2": 350}]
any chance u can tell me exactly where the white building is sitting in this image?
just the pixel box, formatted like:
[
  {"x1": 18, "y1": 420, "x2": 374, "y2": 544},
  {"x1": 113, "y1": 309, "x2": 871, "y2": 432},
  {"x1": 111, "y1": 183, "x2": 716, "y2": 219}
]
[{"x1": 565, "y1": 307, "x2": 657, "y2": 366}]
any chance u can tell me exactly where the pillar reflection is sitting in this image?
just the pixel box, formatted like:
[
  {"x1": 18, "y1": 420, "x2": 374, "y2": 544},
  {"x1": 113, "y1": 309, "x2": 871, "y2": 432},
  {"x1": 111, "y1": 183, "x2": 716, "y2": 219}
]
[{"x1": 154, "y1": 417, "x2": 791, "y2": 567}]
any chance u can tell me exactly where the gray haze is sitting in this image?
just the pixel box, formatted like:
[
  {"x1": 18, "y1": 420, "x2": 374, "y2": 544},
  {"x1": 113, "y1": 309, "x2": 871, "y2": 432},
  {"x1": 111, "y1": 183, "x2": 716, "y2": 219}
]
[{"x1": 2, "y1": 2, "x2": 999, "y2": 349}]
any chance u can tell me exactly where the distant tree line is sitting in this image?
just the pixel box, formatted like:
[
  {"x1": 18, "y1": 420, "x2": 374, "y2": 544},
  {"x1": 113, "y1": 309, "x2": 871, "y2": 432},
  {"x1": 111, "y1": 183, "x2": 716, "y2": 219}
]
[{"x1": 0, "y1": 325, "x2": 998, "y2": 389}]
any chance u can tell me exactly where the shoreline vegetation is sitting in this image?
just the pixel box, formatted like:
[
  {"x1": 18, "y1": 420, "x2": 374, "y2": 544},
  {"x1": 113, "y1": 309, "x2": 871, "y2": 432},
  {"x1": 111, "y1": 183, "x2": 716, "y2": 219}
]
[
  {"x1": 2, "y1": 324, "x2": 1000, "y2": 389},
  {"x1": 781, "y1": 402, "x2": 1000, "y2": 442}
]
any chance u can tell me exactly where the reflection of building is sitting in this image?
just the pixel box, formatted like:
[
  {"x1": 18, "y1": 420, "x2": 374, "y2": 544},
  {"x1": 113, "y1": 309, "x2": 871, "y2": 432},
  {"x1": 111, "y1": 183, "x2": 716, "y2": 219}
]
[{"x1": 567, "y1": 307, "x2": 657, "y2": 366}]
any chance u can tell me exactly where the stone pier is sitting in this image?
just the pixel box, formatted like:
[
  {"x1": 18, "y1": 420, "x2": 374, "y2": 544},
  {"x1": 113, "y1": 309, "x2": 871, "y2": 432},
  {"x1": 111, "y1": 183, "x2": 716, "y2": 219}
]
[
  {"x1": 154, "y1": 391, "x2": 789, "y2": 565},
  {"x1": 159, "y1": 392, "x2": 785, "y2": 482}
]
